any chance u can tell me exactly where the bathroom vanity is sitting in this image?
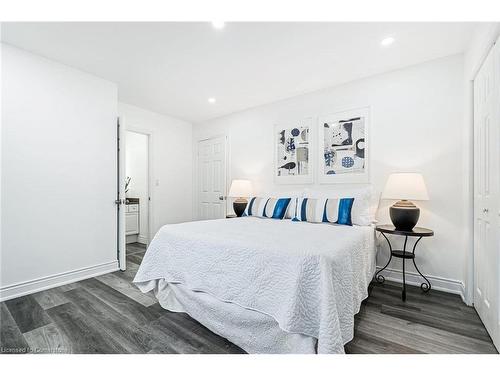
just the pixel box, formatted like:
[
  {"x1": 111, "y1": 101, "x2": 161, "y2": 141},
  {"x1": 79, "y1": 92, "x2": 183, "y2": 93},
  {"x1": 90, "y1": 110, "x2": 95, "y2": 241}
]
[{"x1": 125, "y1": 198, "x2": 140, "y2": 242}]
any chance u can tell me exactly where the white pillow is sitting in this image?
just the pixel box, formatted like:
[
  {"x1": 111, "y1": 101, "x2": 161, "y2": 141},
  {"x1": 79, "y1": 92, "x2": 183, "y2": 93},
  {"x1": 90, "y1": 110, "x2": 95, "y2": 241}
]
[
  {"x1": 243, "y1": 197, "x2": 292, "y2": 219},
  {"x1": 292, "y1": 196, "x2": 355, "y2": 225},
  {"x1": 303, "y1": 186, "x2": 374, "y2": 226},
  {"x1": 263, "y1": 190, "x2": 304, "y2": 219}
]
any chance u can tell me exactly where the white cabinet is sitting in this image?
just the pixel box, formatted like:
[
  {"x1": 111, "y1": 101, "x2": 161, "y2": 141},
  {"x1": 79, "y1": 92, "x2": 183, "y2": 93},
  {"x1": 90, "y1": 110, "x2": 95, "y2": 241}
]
[{"x1": 125, "y1": 204, "x2": 139, "y2": 235}]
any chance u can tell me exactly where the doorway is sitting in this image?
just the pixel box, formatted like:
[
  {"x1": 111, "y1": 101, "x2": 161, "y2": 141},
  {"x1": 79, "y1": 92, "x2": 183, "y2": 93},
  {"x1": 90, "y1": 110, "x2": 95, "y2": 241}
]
[{"x1": 124, "y1": 130, "x2": 151, "y2": 250}]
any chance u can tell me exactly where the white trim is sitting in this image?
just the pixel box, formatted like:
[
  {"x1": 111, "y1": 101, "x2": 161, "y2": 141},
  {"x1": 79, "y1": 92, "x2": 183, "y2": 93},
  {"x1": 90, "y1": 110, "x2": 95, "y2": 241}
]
[
  {"x1": 375, "y1": 266, "x2": 467, "y2": 304},
  {"x1": 468, "y1": 24, "x2": 500, "y2": 80},
  {"x1": 463, "y1": 79, "x2": 475, "y2": 306},
  {"x1": 137, "y1": 234, "x2": 149, "y2": 245},
  {"x1": 225, "y1": 133, "x2": 232, "y2": 216},
  {"x1": 126, "y1": 234, "x2": 138, "y2": 244},
  {"x1": 0, "y1": 261, "x2": 119, "y2": 302}
]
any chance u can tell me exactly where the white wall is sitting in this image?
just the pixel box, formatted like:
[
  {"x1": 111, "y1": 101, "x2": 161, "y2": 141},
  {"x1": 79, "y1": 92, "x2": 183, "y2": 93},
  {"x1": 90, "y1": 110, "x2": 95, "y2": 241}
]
[
  {"x1": 125, "y1": 130, "x2": 149, "y2": 244},
  {"x1": 0, "y1": 46, "x2": 193, "y2": 300},
  {"x1": 464, "y1": 23, "x2": 500, "y2": 80},
  {"x1": 119, "y1": 102, "x2": 193, "y2": 235},
  {"x1": 194, "y1": 55, "x2": 466, "y2": 296},
  {"x1": 1, "y1": 44, "x2": 119, "y2": 299}
]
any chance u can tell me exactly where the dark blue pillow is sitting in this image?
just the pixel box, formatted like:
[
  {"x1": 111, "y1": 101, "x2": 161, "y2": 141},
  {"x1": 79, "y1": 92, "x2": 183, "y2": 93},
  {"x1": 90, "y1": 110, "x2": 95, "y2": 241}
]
[
  {"x1": 271, "y1": 198, "x2": 292, "y2": 219},
  {"x1": 336, "y1": 198, "x2": 355, "y2": 226}
]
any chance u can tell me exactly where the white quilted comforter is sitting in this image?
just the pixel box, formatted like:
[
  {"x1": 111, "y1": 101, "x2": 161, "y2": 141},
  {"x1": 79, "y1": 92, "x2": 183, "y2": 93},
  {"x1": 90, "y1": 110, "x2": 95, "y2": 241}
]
[{"x1": 134, "y1": 217, "x2": 375, "y2": 353}]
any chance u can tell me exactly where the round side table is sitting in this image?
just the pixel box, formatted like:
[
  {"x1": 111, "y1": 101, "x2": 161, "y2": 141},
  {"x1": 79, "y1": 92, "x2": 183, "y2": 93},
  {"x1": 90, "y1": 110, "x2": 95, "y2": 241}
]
[{"x1": 375, "y1": 224, "x2": 434, "y2": 301}]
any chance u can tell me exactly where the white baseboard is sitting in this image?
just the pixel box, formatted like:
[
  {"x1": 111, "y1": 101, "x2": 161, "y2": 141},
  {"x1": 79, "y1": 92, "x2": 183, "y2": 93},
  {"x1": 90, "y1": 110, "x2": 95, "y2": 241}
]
[
  {"x1": 137, "y1": 235, "x2": 149, "y2": 245},
  {"x1": 375, "y1": 266, "x2": 466, "y2": 303},
  {"x1": 126, "y1": 234, "x2": 138, "y2": 244},
  {"x1": 0, "y1": 260, "x2": 119, "y2": 302}
]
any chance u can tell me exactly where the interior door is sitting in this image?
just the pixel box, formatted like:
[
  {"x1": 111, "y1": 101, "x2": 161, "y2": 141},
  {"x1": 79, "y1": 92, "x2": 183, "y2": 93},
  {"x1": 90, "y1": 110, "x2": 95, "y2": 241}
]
[
  {"x1": 117, "y1": 118, "x2": 126, "y2": 270},
  {"x1": 473, "y1": 37, "x2": 500, "y2": 350},
  {"x1": 197, "y1": 136, "x2": 227, "y2": 220}
]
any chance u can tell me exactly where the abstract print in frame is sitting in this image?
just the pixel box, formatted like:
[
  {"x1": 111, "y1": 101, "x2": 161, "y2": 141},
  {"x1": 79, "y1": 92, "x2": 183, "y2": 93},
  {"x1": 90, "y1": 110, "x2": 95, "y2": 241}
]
[
  {"x1": 318, "y1": 107, "x2": 370, "y2": 183},
  {"x1": 274, "y1": 118, "x2": 313, "y2": 184}
]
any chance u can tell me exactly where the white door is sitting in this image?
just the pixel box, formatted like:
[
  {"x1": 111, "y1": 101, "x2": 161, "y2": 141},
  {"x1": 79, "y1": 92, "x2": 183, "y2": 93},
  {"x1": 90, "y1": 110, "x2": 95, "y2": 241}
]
[
  {"x1": 118, "y1": 118, "x2": 126, "y2": 270},
  {"x1": 473, "y1": 37, "x2": 500, "y2": 350},
  {"x1": 197, "y1": 136, "x2": 227, "y2": 220}
]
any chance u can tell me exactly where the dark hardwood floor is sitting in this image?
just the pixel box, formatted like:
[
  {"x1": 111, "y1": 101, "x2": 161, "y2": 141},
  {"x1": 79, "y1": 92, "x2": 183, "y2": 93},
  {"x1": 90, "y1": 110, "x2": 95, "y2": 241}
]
[{"x1": 0, "y1": 243, "x2": 497, "y2": 354}]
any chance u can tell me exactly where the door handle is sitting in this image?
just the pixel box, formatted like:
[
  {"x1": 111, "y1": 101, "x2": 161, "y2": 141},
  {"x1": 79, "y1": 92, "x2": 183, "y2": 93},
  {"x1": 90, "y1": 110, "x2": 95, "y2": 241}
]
[
  {"x1": 219, "y1": 196, "x2": 225, "y2": 201},
  {"x1": 483, "y1": 208, "x2": 489, "y2": 213}
]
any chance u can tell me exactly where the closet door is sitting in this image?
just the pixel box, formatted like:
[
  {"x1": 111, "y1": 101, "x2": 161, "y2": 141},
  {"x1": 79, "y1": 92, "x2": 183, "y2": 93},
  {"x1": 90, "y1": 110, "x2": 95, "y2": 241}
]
[
  {"x1": 473, "y1": 37, "x2": 500, "y2": 350},
  {"x1": 197, "y1": 136, "x2": 227, "y2": 220}
]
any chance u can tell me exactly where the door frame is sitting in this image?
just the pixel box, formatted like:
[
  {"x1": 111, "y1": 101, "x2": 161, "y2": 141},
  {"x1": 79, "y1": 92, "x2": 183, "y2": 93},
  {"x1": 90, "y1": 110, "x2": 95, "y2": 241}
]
[
  {"x1": 195, "y1": 134, "x2": 229, "y2": 220},
  {"x1": 118, "y1": 119, "x2": 155, "y2": 270},
  {"x1": 125, "y1": 127, "x2": 154, "y2": 245}
]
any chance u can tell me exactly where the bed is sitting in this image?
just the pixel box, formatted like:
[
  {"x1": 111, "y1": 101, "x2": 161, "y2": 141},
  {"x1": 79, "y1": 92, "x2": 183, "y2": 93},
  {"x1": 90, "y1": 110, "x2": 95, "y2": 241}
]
[{"x1": 133, "y1": 216, "x2": 376, "y2": 354}]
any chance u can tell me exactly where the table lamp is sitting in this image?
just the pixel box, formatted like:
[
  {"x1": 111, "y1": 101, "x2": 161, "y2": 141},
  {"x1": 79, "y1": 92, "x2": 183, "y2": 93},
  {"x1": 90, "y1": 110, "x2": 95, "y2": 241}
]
[
  {"x1": 381, "y1": 173, "x2": 429, "y2": 231},
  {"x1": 228, "y1": 179, "x2": 253, "y2": 217}
]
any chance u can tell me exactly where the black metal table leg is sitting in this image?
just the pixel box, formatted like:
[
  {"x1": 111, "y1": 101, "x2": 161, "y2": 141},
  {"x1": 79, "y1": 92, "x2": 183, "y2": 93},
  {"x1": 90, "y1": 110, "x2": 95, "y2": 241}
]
[
  {"x1": 375, "y1": 225, "x2": 434, "y2": 302},
  {"x1": 402, "y1": 235, "x2": 408, "y2": 301},
  {"x1": 375, "y1": 232, "x2": 393, "y2": 284},
  {"x1": 412, "y1": 236, "x2": 431, "y2": 292}
]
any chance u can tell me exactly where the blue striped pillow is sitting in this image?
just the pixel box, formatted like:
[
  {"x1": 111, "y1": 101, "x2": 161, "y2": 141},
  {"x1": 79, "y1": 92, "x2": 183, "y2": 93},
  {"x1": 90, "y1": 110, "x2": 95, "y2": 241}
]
[
  {"x1": 243, "y1": 197, "x2": 291, "y2": 219},
  {"x1": 292, "y1": 197, "x2": 355, "y2": 226}
]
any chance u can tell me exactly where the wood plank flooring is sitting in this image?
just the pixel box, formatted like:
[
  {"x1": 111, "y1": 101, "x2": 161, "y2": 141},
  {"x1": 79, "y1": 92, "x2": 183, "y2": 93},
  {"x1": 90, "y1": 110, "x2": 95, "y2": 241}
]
[{"x1": 0, "y1": 242, "x2": 497, "y2": 354}]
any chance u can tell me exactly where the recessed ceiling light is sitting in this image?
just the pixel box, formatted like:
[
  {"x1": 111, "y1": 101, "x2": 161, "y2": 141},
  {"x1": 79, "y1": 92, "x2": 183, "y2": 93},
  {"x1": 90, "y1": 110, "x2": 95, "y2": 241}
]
[
  {"x1": 211, "y1": 21, "x2": 225, "y2": 30},
  {"x1": 208, "y1": 97, "x2": 216, "y2": 104},
  {"x1": 381, "y1": 37, "x2": 395, "y2": 46}
]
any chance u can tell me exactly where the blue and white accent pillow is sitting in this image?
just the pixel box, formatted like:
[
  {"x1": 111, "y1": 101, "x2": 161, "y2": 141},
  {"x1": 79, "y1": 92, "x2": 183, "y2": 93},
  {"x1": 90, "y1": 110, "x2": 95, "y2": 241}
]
[
  {"x1": 243, "y1": 197, "x2": 292, "y2": 219},
  {"x1": 292, "y1": 197, "x2": 355, "y2": 226}
]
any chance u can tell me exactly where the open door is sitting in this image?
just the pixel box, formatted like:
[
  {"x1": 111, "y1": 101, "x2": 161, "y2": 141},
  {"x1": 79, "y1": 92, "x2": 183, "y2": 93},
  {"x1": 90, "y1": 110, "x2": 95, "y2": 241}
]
[{"x1": 117, "y1": 117, "x2": 126, "y2": 270}]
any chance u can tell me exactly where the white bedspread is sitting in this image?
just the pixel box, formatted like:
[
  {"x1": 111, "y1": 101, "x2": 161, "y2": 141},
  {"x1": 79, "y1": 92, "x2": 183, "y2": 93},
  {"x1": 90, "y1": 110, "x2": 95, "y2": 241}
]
[{"x1": 134, "y1": 217, "x2": 375, "y2": 353}]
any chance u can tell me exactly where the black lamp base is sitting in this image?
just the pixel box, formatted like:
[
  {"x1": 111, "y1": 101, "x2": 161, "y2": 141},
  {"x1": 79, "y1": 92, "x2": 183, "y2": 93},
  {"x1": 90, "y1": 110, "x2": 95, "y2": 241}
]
[
  {"x1": 389, "y1": 200, "x2": 420, "y2": 231},
  {"x1": 233, "y1": 198, "x2": 248, "y2": 217}
]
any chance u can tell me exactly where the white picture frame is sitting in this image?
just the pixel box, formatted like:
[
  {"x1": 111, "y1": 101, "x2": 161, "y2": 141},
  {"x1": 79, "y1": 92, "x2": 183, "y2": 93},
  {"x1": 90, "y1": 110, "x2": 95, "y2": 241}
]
[
  {"x1": 274, "y1": 118, "x2": 314, "y2": 184},
  {"x1": 317, "y1": 107, "x2": 370, "y2": 184}
]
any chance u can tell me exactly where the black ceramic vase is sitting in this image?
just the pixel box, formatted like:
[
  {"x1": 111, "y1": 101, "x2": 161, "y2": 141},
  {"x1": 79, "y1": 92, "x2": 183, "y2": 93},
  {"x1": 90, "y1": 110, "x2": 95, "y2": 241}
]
[
  {"x1": 389, "y1": 200, "x2": 420, "y2": 231},
  {"x1": 233, "y1": 199, "x2": 247, "y2": 217}
]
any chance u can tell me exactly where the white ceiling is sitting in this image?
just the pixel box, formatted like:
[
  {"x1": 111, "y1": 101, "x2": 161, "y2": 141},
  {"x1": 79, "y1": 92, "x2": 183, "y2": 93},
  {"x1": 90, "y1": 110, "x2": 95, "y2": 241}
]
[{"x1": 1, "y1": 22, "x2": 477, "y2": 123}]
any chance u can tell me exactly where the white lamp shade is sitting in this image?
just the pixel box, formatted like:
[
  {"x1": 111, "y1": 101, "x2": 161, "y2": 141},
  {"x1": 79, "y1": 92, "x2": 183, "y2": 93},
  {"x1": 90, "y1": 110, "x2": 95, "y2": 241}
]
[
  {"x1": 228, "y1": 179, "x2": 253, "y2": 198},
  {"x1": 382, "y1": 173, "x2": 429, "y2": 201}
]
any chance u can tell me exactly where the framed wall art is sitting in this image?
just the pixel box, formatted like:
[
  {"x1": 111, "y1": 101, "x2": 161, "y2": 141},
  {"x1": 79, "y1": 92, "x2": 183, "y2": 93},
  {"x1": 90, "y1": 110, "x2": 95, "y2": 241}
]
[
  {"x1": 318, "y1": 107, "x2": 370, "y2": 183},
  {"x1": 274, "y1": 118, "x2": 313, "y2": 184}
]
